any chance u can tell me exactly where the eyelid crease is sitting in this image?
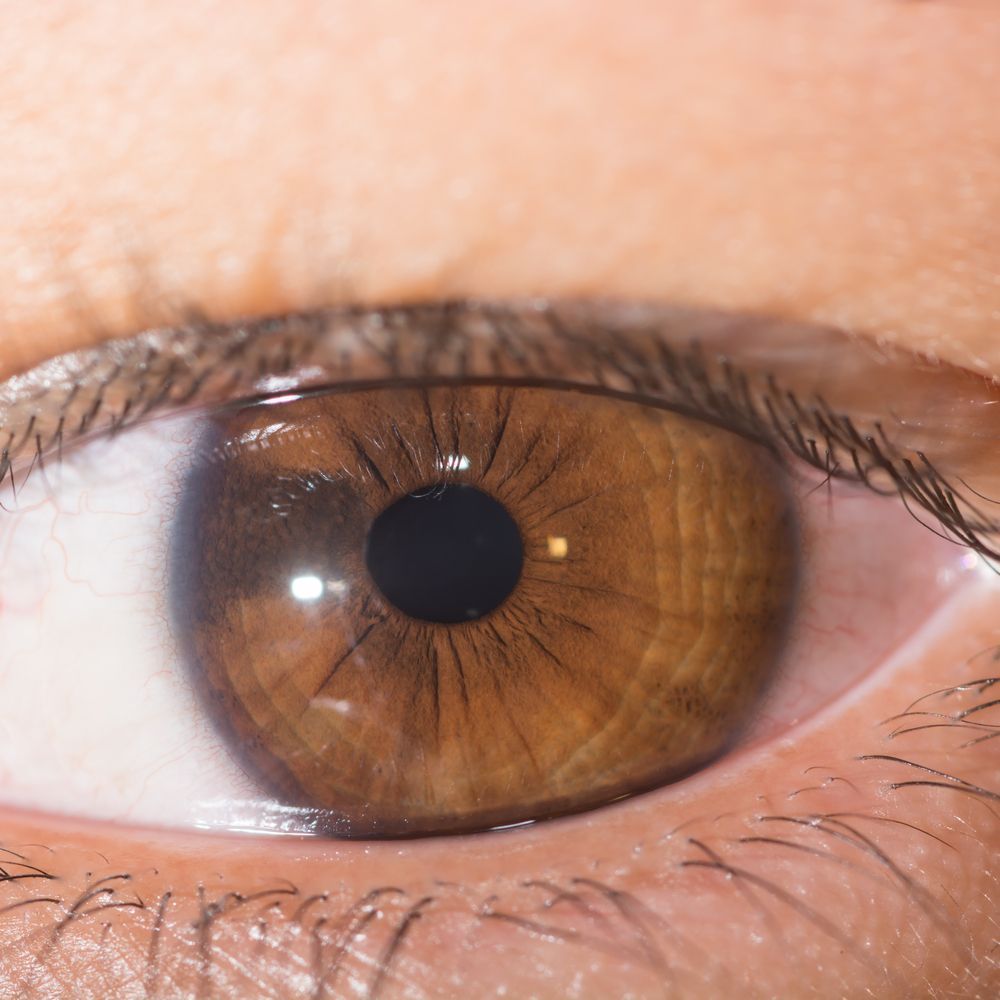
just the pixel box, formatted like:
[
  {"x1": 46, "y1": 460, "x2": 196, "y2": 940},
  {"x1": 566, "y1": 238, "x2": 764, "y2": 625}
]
[{"x1": 1, "y1": 299, "x2": 999, "y2": 559}]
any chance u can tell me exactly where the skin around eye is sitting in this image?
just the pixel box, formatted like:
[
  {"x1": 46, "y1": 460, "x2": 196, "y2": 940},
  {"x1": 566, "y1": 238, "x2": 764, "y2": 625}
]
[
  {"x1": 170, "y1": 384, "x2": 799, "y2": 836},
  {"x1": 0, "y1": 1, "x2": 997, "y2": 997}
]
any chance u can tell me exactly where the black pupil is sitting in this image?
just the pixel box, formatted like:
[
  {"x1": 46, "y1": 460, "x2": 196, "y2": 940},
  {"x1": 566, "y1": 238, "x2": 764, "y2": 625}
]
[{"x1": 365, "y1": 484, "x2": 523, "y2": 624}]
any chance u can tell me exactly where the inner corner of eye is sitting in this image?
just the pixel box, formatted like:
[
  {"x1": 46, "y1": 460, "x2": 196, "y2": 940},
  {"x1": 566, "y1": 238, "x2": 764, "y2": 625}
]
[{"x1": 155, "y1": 382, "x2": 814, "y2": 840}]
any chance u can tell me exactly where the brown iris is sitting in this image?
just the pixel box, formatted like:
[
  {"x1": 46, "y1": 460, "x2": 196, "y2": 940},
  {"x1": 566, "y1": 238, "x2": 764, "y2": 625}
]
[{"x1": 170, "y1": 385, "x2": 798, "y2": 837}]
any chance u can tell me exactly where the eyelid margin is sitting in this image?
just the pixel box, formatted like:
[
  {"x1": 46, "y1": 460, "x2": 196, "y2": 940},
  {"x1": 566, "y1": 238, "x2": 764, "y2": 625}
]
[{"x1": 2, "y1": 298, "x2": 999, "y2": 560}]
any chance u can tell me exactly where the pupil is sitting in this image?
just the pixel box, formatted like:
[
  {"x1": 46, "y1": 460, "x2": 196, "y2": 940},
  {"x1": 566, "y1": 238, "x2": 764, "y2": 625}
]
[{"x1": 365, "y1": 484, "x2": 523, "y2": 624}]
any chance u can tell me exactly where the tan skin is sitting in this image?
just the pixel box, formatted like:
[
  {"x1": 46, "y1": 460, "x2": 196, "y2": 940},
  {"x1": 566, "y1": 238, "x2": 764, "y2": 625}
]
[{"x1": 0, "y1": 2, "x2": 997, "y2": 996}]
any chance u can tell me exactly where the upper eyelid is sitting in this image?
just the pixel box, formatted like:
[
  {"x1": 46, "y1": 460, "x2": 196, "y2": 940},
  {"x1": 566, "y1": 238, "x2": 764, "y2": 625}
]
[{"x1": 1, "y1": 298, "x2": 999, "y2": 558}]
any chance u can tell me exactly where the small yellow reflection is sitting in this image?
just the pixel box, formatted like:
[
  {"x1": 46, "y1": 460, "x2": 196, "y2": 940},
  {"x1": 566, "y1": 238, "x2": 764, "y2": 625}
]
[{"x1": 547, "y1": 536, "x2": 569, "y2": 559}]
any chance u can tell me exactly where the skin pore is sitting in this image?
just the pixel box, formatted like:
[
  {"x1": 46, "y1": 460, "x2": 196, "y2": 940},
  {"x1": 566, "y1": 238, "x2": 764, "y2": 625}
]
[{"x1": 0, "y1": 1, "x2": 998, "y2": 997}]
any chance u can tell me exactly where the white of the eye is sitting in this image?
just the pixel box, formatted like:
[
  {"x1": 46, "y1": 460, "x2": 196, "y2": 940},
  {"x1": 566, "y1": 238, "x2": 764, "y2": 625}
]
[{"x1": 0, "y1": 415, "x2": 268, "y2": 832}]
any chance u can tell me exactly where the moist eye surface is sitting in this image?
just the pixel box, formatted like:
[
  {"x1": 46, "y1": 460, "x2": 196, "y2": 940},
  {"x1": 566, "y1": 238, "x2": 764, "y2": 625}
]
[{"x1": 169, "y1": 382, "x2": 799, "y2": 838}]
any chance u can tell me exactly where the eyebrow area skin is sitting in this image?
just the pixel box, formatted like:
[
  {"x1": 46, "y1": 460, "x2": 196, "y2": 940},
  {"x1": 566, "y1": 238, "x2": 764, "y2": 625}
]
[
  {"x1": 0, "y1": 2, "x2": 997, "y2": 376},
  {"x1": 0, "y1": 1, "x2": 998, "y2": 997}
]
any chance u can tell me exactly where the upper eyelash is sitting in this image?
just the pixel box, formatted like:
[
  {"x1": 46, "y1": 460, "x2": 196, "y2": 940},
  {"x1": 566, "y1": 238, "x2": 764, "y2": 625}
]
[{"x1": 1, "y1": 299, "x2": 998, "y2": 560}]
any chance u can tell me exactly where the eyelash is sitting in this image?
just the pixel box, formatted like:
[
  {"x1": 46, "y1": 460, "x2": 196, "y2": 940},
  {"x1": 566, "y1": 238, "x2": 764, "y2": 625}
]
[{"x1": 0, "y1": 300, "x2": 997, "y2": 561}]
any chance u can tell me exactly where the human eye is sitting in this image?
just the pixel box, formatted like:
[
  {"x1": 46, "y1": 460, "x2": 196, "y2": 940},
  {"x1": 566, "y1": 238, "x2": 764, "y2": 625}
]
[
  {"x1": 1, "y1": 297, "x2": 999, "y2": 1000},
  {"x1": 0, "y1": 299, "x2": 976, "y2": 842},
  {"x1": 2, "y1": 1, "x2": 998, "y2": 997}
]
